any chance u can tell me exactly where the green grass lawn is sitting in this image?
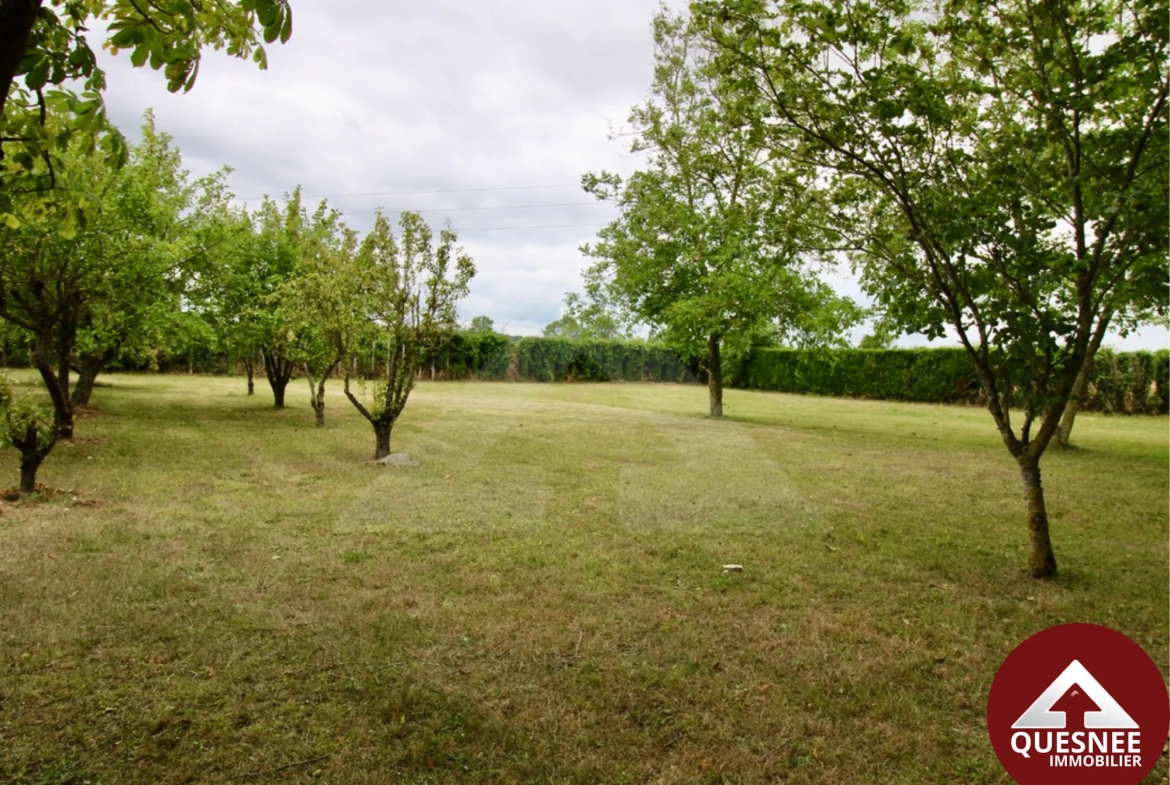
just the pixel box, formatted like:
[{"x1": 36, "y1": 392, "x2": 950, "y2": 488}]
[{"x1": 0, "y1": 374, "x2": 1165, "y2": 784}]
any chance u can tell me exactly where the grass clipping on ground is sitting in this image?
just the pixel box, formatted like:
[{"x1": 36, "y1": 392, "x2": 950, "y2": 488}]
[{"x1": 0, "y1": 375, "x2": 1165, "y2": 784}]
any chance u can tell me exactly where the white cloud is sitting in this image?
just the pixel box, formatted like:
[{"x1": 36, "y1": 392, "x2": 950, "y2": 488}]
[{"x1": 94, "y1": 0, "x2": 672, "y2": 334}]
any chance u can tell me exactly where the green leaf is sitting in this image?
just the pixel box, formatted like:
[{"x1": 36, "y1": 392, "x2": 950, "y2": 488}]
[
  {"x1": 24, "y1": 61, "x2": 50, "y2": 90},
  {"x1": 109, "y1": 28, "x2": 136, "y2": 48},
  {"x1": 279, "y1": 11, "x2": 292, "y2": 44}
]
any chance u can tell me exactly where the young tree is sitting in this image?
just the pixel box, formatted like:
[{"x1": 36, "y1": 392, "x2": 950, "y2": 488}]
[
  {"x1": 204, "y1": 189, "x2": 342, "y2": 408},
  {"x1": 188, "y1": 201, "x2": 262, "y2": 394},
  {"x1": 278, "y1": 221, "x2": 359, "y2": 426},
  {"x1": 542, "y1": 292, "x2": 631, "y2": 341},
  {"x1": 466, "y1": 315, "x2": 496, "y2": 334},
  {"x1": 69, "y1": 112, "x2": 216, "y2": 406},
  {"x1": 0, "y1": 142, "x2": 113, "y2": 438},
  {"x1": 344, "y1": 211, "x2": 474, "y2": 460},
  {"x1": 0, "y1": 375, "x2": 56, "y2": 496},
  {"x1": 582, "y1": 9, "x2": 857, "y2": 417},
  {"x1": 698, "y1": 0, "x2": 1168, "y2": 576},
  {"x1": 0, "y1": 114, "x2": 217, "y2": 433}
]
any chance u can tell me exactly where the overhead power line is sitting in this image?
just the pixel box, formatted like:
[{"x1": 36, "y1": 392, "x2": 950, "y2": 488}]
[
  {"x1": 454, "y1": 222, "x2": 608, "y2": 232},
  {"x1": 235, "y1": 183, "x2": 583, "y2": 200},
  {"x1": 342, "y1": 201, "x2": 602, "y2": 216}
]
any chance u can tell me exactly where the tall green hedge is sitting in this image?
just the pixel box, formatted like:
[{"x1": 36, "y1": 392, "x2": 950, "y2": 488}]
[
  {"x1": 731, "y1": 347, "x2": 1169, "y2": 414},
  {"x1": 1083, "y1": 349, "x2": 1170, "y2": 414},
  {"x1": 731, "y1": 348, "x2": 981, "y2": 403},
  {"x1": 514, "y1": 338, "x2": 691, "y2": 382},
  {"x1": 420, "y1": 333, "x2": 512, "y2": 380}
]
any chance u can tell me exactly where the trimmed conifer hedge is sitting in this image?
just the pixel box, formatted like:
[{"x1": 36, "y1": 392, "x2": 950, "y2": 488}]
[
  {"x1": 420, "y1": 333, "x2": 513, "y2": 380},
  {"x1": 514, "y1": 338, "x2": 692, "y2": 382},
  {"x1": 730, "y1": 347, "x2": 1169, "y2": 414},
  {"x1": 730, "y1": 348, "x2": 982, "y2": 404}
]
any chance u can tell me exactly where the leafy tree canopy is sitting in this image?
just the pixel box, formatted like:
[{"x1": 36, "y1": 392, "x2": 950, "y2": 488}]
[{"x1": 0, "y1": 0, "x2": 293, "y2": 223}]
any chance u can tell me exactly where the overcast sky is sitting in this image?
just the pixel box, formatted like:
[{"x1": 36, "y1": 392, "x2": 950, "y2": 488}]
[{"x1": 96, "y1": 0, "x2": 1167, "y2": 350}]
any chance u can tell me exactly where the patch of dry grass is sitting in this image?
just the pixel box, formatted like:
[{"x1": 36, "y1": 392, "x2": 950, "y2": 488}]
[{"x1": 0, "y1": 374, "x2": 1165, "y2": 784}]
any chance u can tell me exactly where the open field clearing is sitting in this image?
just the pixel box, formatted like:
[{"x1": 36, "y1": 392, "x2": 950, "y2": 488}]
[{"x1": 0, "y1": 375, "x2": 1165, "y2": 784}]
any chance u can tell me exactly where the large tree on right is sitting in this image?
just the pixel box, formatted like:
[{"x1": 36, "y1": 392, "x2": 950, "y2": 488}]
[
  {"x1": 583, "y1": 9, "x2": 858, "y2": 418},
  {"x1": 697, "y1": 0, "x2": 1168, "y2": 577}
]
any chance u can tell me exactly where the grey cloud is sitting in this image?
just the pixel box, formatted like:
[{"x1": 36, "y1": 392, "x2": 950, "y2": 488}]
[
  {"x1": 91, "y1": 1, "x2": 1164, "y2": 347},
  {"x1": 95, "y1": 0, "x2": 674, "y2": 334}
]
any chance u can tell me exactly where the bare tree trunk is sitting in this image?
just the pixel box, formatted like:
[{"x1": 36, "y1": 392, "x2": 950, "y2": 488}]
[
  {"x1": 31, "y1": 334, "x2": 72, "y2": 440},
  {"x1": 707, "y1": 332, "x2": 723, "y2": 417},
  {"x1": 246, "y1": 361, "x2": 255, "y2": 395},
  {"x1": 19, "y1": 453, "x2": 39, "y2": 496},
  {"x1": 1019, "y1": 456, "x2": 1056, "y2": 579},
  {"x1": 305, "y1": 361, "x2": 338, "y2": 428},
  {"x1": 70, "y1": 350, "x2": 111, "y2": 408},
  {"x1": 262, "y1": 348, "x2": 294, "y2": 408},
  {"x1": 14, "y1": 420, "x2": 54, "y2": 497},
  {"x1": 374, "y1": 421, "x2": 392, "y2": 460},
  {"x1": 1055, "y1": 321, "x2": 1108, "y2": 448}
]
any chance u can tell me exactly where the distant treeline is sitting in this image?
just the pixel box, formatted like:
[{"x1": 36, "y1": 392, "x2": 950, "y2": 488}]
[{"x1": 4, "y1": 333, "x2": 1164, "y2": 414}]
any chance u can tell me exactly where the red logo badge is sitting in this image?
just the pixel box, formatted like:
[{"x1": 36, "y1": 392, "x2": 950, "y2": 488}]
[{"x1": 987, "y1": 623, "x2": 1169, "y2": 785}]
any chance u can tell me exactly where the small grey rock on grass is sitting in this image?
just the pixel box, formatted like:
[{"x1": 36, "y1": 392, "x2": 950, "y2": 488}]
[{"x1": 375, "y1": 453, "x2": 419, "y2": 467}]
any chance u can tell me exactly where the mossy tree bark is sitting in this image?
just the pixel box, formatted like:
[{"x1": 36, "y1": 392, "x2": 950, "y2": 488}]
[{"x1": 1018, "y1": 456, "x2": 1056, "y2": 578}]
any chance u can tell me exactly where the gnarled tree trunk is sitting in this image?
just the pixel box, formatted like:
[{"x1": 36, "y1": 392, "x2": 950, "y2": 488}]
[
  {"x1": 19, "y1": 451, "x2": 39, "y2": 496},
  {"x1": 262, "y1": 348, "x2": 295, "y2": 409},
  {"x1": 707, "y1": 332, "x2": 723, "y2": 417},
  {"x1": 14, "y1": 419, "x2": 55, "y2": 497},
  {"x1": 344, "y1": 373, "x2": 400, "y2": 461},
  {"x1": 70, "y1": 349, "x2": 112, "y2": 408},
  {"x1": 31, "y1": 332, "x2": 73, "y2": 440},
  {"x1": 374, "y1": 421, "x2": 392, "y2": 460},
  {"x1": 1018, "y1": 455, "x2": 1056, "y2": 579}
]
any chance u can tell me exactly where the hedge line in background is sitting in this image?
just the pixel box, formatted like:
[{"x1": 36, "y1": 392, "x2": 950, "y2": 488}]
[
  {"x1": 731, "y1": 347, "x2": 1169, "y2": 414},
  {"x1": 1086, "y1": 349, "x2": 1170, "y2": 414},
  {"x1": 731, "y1": 348, "x2": 981, "y2": 404},
  {"x1": 420, "y1": 333, "x2": 512, "y2": 380},
  {"x1": 513, "y1": 338, "x2": 692, "y2": 383},
  {"x1": 12, "y1": 329, "x2": 1160, "y2": 414}
]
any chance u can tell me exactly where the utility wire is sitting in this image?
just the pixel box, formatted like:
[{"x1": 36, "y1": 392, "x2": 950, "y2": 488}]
[
  {"x1": 235, "y1": 183, "x2": 582, "y2": 200},
  {"x1": 453, "y1": 222, "x2": 608, "y2": 232},
  {"x1": 344, "y1": 201, "x2": 601, "y2": 216}
]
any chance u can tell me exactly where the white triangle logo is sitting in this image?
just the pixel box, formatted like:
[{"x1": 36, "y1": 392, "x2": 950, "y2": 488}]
[{"x1": 1012, "y1": 660, "x2": 1138, "y2": 730}]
